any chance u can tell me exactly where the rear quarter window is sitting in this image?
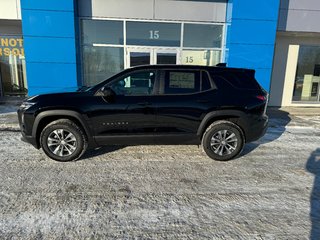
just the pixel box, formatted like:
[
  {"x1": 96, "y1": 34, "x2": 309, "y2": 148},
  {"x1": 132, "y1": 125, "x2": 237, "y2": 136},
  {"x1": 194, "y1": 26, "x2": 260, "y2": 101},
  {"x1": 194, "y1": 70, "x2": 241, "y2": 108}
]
[
  {"x1": 201, "y1": 71, "x2": 216, "y2": 91},
  {"x1": 215, "y1": 71, "x2": 261, "y2": 90}
]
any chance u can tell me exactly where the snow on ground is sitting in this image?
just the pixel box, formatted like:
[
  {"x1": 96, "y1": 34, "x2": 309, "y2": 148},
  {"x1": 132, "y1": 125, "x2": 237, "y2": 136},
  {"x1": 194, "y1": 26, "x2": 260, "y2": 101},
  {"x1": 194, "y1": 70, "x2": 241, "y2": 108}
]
[{"x1": 0, "y1": 111, "x2": 319, "y2": 239}]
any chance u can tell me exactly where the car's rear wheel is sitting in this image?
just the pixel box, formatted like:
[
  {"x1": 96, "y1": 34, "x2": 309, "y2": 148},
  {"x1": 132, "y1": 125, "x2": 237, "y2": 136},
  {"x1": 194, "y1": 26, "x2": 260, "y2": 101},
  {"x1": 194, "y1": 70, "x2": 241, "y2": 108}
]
[
  {"x1": 40, "y1": 119, "x2": 87, "y2": 162},
  {"x1": 202, "y1": 120, "x2": 244, "y2": 161}
]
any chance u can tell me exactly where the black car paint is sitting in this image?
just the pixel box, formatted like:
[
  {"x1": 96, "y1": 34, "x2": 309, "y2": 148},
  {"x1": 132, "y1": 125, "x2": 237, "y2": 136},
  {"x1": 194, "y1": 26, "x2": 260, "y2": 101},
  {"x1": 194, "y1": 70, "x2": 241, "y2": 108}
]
[{"x1": 17, "y1": 65, "x2": 268, "y2": 150}]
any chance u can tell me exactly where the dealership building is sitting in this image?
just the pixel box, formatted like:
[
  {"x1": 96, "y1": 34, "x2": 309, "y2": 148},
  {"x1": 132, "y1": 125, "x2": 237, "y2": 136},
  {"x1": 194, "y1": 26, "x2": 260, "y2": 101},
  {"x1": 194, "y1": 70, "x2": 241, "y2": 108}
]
[{"x1": 0, "y1": 0, "x2": 319, "y2": 107}]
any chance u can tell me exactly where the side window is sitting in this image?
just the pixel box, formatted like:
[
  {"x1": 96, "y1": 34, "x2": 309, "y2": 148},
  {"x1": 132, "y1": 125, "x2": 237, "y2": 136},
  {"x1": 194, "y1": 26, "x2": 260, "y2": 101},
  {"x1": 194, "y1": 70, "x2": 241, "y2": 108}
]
[
  {"x1": 164, "y1": 70, "x2": 200, "y2": 94},
  {"x1": 109, "y1": 71, "x2": 155, "y2": 96},
  {"x1": 201, "y1": 71, "x2": 215, "y2": 91},
  {"x1": 210, "y1": 75, "x2": 230, "y2": 91},
  {"x1": 218, "y1": 71, "x2": 260, "y2": 90}
]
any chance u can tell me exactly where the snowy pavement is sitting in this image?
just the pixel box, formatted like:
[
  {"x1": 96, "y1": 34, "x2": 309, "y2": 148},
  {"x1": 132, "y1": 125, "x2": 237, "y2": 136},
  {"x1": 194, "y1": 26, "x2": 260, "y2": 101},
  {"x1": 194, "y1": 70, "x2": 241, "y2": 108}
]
[{"x1": 0, "y1": 108, "x2": 320, "y2": 239}]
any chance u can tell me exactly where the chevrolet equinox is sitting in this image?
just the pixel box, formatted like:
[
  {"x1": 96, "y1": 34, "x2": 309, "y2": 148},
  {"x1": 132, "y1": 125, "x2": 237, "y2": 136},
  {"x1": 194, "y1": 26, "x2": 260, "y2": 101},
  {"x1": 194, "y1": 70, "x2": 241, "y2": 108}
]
[{"x1": 18, "y1": 65, "x2": 268, "y2": 162}]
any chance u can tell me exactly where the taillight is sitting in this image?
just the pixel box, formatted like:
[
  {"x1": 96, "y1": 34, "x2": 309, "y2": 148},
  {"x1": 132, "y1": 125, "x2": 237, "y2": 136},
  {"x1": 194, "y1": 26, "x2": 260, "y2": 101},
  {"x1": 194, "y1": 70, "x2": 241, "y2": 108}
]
[{"x1": 256, "y1": 95, "x2": 267, "y2": 101}]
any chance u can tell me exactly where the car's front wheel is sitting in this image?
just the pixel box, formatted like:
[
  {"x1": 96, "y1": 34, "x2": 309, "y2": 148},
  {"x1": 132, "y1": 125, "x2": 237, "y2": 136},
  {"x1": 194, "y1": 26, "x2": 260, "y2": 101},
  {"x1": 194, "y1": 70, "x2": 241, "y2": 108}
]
[
  {"x1": 40, "y1": 119, "x2": 87, "y2": 162},
  {"x1": 202, "y1": 120, "x2": 244, "y2": 161}
]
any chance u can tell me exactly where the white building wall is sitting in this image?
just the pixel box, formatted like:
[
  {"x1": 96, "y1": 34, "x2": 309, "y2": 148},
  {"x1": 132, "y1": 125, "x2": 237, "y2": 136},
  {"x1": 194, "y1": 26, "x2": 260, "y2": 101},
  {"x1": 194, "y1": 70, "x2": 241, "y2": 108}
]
[
  {"x1": 269, "y1": 32, "x2": 320, "y2": 107},
  {"x1": 270, "y1": 0, "x2": 320, "y2": 107},
  {"x1": 278, "y1": 0, "x2": 320, "y2": 33},
  {"x1": 78, "y1": 0, "x2": 227, "y2": 23},
  {"x1": 0, "y1": 0, "x2": 21, "y2": 20}
]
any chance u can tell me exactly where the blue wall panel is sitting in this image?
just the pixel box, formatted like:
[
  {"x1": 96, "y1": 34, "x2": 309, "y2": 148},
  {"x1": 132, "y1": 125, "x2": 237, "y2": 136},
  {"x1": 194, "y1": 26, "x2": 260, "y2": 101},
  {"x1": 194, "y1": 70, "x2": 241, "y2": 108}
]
[
  {"x1": 21, "y1": 0, "x2": 78, "y2": 96},
  {"x1": 227, "y1": 44, "x2": 275, "y2": 69},
  {"x1": 22, "y1": 10, "x2": 75, "y2": 38},
  {"x1": 21, "y1": 0, "x2": 74, "y2": 12},
  {"x1": 26, "y1": 63, "x2": 78, "y2": 96},
  {"x1": 255, "y1": 68, "x2": 273, "y2": 92},
  {"x1": 23, "y1": 37, "x2": 76, "y2": 63},
  {"x1": 226, "y1": 0, "x2": 280, "y2": 92},
  {"x1": 228, "y1": 19, "x2": 278, "y2": 45}
]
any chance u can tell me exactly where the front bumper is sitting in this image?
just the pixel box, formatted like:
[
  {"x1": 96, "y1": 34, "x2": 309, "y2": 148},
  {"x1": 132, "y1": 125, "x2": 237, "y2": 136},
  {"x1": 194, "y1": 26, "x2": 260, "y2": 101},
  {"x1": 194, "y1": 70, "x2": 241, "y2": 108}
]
[
  {"x1": 20, "y1": 134, "x2": 39, "y2": 149},
  {"x1": 17, "y1": 109, "x2": 39, "y2": 149}
]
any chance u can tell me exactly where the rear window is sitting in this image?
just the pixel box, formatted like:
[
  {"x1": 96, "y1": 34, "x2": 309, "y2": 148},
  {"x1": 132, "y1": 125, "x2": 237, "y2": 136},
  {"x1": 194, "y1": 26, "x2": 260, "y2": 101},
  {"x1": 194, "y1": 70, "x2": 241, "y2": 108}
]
[{"x1": 216, "y1": 71, "x2": 261, "y2": 90}]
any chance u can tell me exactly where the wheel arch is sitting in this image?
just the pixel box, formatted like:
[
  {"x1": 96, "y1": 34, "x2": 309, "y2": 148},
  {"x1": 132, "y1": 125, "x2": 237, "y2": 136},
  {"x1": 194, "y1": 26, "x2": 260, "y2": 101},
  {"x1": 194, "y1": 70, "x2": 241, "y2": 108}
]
[
  {"x1": 32, "y1": 110, "x2": 93, "y2": 148},
  {"x1": 197, "y1": 110, "x2": 248, "y2": 142}
]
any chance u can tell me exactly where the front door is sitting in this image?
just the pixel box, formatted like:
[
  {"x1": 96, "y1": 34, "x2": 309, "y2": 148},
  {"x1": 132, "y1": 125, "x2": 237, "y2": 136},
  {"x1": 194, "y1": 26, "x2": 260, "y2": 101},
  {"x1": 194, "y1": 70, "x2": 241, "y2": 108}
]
[
  {"x1": 90, "y1": 69, "x2": 158, "y2": 145},
  {"x1": 126, "y1": 48, "x2": 179, "y2": 68}
]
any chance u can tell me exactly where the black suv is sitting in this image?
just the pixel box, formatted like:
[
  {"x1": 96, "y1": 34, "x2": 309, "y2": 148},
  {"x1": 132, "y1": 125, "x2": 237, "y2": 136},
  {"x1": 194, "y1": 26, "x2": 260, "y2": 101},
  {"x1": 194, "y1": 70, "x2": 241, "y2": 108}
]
[{"x1": 18, "y1": 65, "x2": 268, "y2": 162}]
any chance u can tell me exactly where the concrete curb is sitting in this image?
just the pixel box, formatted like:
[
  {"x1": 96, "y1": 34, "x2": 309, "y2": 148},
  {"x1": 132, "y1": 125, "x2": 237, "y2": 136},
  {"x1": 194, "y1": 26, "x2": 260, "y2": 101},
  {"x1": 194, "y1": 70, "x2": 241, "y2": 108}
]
[{"x1": 268, "y1": 107, "x2": 320, "y2": 116}]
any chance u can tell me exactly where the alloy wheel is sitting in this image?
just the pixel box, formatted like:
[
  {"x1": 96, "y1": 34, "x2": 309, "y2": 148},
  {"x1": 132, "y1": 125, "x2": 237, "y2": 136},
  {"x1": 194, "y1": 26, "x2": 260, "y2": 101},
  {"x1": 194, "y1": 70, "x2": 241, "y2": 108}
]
[
  {"x1": 47, "y1": 129, "x2": 77, "y2": 157},
  {"x1": 210, "y1": 130, "x2": 238, "y2": 156}
]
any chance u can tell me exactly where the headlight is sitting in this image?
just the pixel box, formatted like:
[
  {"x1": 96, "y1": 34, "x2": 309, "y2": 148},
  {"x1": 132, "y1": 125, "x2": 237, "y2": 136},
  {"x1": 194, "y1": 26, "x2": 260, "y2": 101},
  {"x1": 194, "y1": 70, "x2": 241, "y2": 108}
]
[{"x1": 20, "y1": 102, "x2": 36, "y2": 110}]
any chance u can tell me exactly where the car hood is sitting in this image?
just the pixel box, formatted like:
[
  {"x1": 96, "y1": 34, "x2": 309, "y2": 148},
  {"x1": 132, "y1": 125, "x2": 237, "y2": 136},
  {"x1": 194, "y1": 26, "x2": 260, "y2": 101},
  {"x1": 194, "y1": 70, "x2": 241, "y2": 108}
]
[{"x1": 24, "y1": 91, "x2": 90, "y2": 104}]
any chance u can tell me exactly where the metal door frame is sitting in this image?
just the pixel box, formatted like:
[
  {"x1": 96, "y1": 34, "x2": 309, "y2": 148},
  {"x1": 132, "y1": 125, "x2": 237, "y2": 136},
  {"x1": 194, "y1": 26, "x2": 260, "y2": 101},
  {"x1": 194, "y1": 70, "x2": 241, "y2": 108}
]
[{"x1": 125, "y1": 47, "x2": 180, "y2": 68}]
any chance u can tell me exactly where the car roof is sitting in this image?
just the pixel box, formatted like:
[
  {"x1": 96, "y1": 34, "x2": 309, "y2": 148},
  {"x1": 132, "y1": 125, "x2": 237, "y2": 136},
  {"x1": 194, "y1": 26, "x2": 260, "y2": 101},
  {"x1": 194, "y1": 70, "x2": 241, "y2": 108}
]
[{"x1": 128, "y1": 64, "x2": 253, "y2": 72}]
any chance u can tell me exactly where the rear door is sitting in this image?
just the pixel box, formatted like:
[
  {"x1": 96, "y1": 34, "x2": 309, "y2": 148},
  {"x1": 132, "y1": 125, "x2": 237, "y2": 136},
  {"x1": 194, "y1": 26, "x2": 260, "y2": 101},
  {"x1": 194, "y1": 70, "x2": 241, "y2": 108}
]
[{"x1": 153, "y1": 69, "x2": 219, "y2": 144}]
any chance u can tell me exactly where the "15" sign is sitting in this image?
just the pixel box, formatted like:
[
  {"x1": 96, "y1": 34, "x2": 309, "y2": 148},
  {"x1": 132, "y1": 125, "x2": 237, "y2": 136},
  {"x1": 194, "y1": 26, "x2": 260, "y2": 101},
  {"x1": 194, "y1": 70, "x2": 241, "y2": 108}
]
[{"x1": 149, "y1": 30, "x2": 160, "y2": 40}]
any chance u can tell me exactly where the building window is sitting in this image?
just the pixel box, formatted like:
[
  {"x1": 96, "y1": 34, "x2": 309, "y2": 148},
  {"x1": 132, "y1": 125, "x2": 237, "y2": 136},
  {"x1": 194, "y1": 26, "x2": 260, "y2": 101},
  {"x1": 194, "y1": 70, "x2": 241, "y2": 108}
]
[
  {"x1": 81, "y1": 20, "x2": 124, "y2": 45},
  {"x1": 81, "y1": 20, "x2": 125, "y2": 87},
  {"x1": 82, "y1": 46, "x2": 124, "y2": 87},
  {"x1": 80, "y1": 19, "x2": 225, "y2": 86},
  {"x1": 292, "y1": 45, "x2": 320, "y2": 102},
  {"x1": 183, "y1": 24, "x2": 223, "y2": 48},
  {"x1": 126, "y1": 21, "x2": 181, "y2": 47},
  {"x1": 0, "y1": 35, "x2": 27, "y2": 96}
]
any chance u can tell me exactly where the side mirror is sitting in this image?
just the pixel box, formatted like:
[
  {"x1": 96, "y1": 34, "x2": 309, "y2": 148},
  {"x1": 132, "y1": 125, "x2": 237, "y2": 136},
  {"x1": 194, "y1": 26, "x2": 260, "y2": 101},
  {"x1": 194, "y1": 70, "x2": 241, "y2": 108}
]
[
  {"x1": 102, "y1": 87, "x2": 115, "y2": 97},
  {"x1": 96, "y1": 87, "x2": 116, "y2": 100}
]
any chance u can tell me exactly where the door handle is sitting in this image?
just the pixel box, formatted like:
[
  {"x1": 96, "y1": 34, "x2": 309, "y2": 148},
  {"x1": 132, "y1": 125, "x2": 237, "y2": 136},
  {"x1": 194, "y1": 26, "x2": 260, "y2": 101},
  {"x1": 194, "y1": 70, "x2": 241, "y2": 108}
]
[{"x1": 137, "y1": 102, "x2": 151, "y2": 106}]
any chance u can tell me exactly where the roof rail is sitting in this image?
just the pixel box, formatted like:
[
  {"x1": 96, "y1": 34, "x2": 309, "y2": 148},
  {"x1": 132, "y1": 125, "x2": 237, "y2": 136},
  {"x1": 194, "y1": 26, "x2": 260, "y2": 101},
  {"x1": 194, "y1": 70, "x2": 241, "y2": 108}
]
[{"x1": 216, "y1": 63, "x2": 227, "y2": 67}]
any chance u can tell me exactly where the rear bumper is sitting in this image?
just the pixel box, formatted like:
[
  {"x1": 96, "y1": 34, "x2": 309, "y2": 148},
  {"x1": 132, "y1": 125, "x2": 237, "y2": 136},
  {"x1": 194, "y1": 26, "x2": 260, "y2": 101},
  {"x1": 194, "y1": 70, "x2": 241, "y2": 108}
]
[{"x1": 245, "y1": 115, "x2": 268, "y2": 142}]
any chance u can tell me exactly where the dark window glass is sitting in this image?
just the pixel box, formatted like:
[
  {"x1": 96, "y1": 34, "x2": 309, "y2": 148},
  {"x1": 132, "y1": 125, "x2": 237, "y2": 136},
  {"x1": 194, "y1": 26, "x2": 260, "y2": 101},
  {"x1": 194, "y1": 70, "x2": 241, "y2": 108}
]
[
  {"x1": 81, "y1": 20, "x2": 124, "y2": 45},
  {"x1": 216, "y1": 71, "x2": 261, "y2": 90},
  {"x1": 130, "y1": 52, "x2": 150, "y2": 67},
  {"x1": 292, "y1": 45, "x2": 320, "y2": 102},
  {"x1": 183, "y1": 24, "x2": 223, "y2": 48},
  {"x1": 110, "y1": 71, "x2": 155, "y2": 96},
  {"x1": 164, "y1": 71, "x2": 200, "y2": 94},
  {"x1": 201, "y1": 71, "x2": 213, "y2": 91},
  {"x1": 83, "y1": 46, "x2": 124, "y2": 86},
  {"x1": 126, "y1": 22, "x2": 181, "y2": 47},
  {"x1": 157, "y1": 53, "x2": 176, "y2": 64}
]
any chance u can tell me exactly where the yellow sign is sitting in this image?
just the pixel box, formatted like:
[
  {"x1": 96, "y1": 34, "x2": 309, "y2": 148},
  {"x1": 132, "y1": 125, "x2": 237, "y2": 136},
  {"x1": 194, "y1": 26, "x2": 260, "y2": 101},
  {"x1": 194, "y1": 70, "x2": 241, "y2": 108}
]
[{"x1": 0, "y1": 37, "x2": 24, "y2": 57}]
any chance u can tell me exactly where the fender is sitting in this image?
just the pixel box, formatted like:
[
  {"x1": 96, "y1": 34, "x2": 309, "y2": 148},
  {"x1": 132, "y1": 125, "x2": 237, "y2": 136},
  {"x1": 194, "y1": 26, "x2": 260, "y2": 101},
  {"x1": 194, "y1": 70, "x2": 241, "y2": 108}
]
[
  {"x1": 32, "y1": 110, "x2": 93, "y2": 140},
  {"x1": 197, "y1": 109, "x2": 249, "y2": 137}
]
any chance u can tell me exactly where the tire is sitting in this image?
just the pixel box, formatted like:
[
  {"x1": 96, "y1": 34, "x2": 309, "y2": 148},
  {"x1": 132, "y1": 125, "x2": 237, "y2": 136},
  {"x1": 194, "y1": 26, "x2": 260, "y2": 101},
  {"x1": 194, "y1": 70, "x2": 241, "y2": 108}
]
[
  {"x1": 40, "y1": 119, "x2": 88, "y2": 162},
  {"x1": 202, "y1": 120, "x2": 244, "y2": 161}
]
